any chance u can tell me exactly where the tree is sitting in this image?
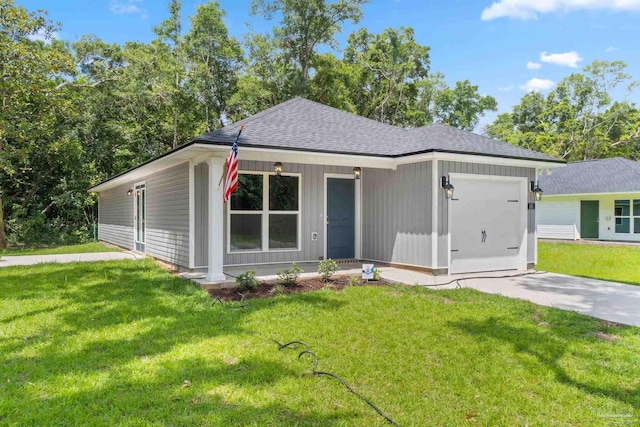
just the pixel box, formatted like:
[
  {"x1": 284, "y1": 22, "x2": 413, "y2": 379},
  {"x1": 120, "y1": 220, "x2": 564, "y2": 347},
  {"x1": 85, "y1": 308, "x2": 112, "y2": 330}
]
[
  {"x1": 251, "y1": 0, "x2": 368, "y2": 95},
  {"x1": 0, "y1": 0, "x2": 76, "y2": 248},
  {"x1": 344, "y1": 27, "x2": 431, "y2": 126},
  {"x1": 486, "y1": 60, "x2": 639, "y2": 161},
  {"x1": 184, "y1": 1, "x2": 243, "y2": 131}
]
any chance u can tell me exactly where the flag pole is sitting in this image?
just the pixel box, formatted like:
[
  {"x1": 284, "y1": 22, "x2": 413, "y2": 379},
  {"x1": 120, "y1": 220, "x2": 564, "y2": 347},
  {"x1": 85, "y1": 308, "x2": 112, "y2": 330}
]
[{"x1": 218, "y1": 124, "x2": 244, "y2": 188}]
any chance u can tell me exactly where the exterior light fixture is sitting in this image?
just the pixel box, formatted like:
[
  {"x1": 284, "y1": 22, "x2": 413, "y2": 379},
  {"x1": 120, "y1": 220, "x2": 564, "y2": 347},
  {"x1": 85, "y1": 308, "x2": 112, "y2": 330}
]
[
  {"x1": 530, "y1": 181, "x2": 543, "y2": 201},
  {"x1": 127, "y1": 188, "x2": 133, "y2": 196},
  {"x1": 274, "y1": 162, "x2": 283, "y2": 176},
  {"x1": 353, "y1": 167, "x2": 361, "y2": 179},
  {"x1": 441, "y1": 176, "x2": 454, "y2": 200}
]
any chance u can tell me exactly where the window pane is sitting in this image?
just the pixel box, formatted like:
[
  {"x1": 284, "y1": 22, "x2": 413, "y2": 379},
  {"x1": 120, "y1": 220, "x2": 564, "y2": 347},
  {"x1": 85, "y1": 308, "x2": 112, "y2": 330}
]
[
  {"x1": 230, "y1": 214, "x2": 262, "y2": 251},
  {"x1": 269, "y1": 175, "x2": 299, "y2": 211},
  {"x1": 615, "y1": 200, "x2": 630, "y2": 217},
  {"x1": 269, "y1": 214, "x2": 297, "y2": 249},
  {"x1": 616, "y1": 217, "x2": 630, "y2": 233},
  {"x1": 634, "y1": 200, "x2": 640, "y2": 217},
  {"x1": 231, "y1": 174, "x2": 263, "y2": 211},
  {"x1": 635, "y1": 218, "x2": 640, "y2": 234}
]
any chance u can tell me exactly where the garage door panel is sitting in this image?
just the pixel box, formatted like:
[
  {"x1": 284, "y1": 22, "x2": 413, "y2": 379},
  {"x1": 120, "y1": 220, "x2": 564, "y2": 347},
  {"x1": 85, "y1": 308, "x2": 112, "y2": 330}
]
[{"x1": 450, "y1": 177, "x2": 525, "y2": 274}]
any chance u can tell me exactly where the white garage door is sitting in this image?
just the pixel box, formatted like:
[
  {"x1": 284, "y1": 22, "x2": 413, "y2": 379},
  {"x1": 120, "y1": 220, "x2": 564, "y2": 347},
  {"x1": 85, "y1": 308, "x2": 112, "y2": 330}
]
[{"x1": 450, "y1": 175, "x2": 526, "y2": 274}]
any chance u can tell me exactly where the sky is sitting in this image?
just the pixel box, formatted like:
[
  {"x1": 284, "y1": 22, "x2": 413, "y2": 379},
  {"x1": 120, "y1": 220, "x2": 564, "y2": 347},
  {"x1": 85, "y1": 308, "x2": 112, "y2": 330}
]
[{"x1": 20, "y1": 0, "x2": 640, "y2": 128}]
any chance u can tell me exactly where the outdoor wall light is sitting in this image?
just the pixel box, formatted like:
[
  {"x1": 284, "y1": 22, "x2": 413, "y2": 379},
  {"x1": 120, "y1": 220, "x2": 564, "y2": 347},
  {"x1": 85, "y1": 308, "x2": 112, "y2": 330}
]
[
  {"x1": 441, "y1": 176, "x2": 454, "y2": 200},
  {"x1": 127, "y1": 188, "x2": 133, "y2": 196},
  {"x1": 530, "y1": 181, "x2": 543, "y2": 201},
  {"x1": 274, "y1": 162, "x2": 283, "y2": 176},
  {"x1": 353, "y1": 167, "x2": 361, "y2": 179}
]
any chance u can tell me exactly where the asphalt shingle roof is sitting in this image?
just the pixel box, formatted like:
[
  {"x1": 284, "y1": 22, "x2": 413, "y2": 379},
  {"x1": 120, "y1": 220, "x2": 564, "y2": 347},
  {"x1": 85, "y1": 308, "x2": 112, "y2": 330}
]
[
  {"x1": 195, "y1": 97, "x2": 562, "y2": 163},
  {"x1": 538, "y1": 157, "x2": 640, "y2": 195}
]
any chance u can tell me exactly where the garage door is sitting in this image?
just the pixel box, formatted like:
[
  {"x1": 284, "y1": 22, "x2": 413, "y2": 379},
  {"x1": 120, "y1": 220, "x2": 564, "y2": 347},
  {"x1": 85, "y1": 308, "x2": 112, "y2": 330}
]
[{"x1": 450, "y1": 176, "x2": 525, "y2": 274}]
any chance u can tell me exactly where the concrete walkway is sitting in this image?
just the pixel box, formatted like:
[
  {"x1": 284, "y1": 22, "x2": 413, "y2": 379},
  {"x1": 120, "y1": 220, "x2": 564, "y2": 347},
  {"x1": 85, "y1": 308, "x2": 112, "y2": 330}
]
[
  {"x1": 0, "y1": 251, "x2": 144, "y2": 267},
  {"x1": 381, "y1": 268, "x2": 640, "y2": 327}
]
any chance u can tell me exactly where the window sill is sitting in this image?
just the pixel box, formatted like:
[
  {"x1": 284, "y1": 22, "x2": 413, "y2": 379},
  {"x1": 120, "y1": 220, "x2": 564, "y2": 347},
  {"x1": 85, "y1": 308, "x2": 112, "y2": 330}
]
[{"x1": 227, "y1": 248, "x2": 302, "y2": 255}]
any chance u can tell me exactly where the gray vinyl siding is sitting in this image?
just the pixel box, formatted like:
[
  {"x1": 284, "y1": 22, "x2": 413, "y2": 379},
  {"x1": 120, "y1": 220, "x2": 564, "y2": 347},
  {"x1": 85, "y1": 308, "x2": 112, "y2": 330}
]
[
  {"x1": 98, "y1": 184, "x2": 133, "y2": 249},
  {"x1": 145, "y1": 162, "x2": 190, "y2": 267},
  {"x1": 361, "y1": 162, "x2": 433, "y2": 267},
  {"x1": 436, "y1": 161, "x2": 536, "y2": 268},
  {"x1": 194, "y1": 160, "x2": 354, "y2": 266},
  {"x1": 194, "y1": 162, "x2": 209, "y2": 267}
]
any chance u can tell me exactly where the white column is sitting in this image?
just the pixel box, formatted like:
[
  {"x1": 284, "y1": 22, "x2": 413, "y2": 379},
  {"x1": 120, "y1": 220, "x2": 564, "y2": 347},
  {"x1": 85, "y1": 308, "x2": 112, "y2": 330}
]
[
  {"x1": 188, "y1": 160, "x2": 195, "y2": 269},
  {"x1": 206, "y1": 156, "x2": 226, "y2": 282},
  {"x1": 354, "y1": 174, "x2": 362, "y2": 260}
]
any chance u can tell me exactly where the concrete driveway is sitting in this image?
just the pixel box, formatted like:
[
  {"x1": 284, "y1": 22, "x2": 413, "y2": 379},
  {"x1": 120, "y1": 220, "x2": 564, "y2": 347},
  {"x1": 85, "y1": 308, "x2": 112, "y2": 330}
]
[{"x1": 381, "y1": 269, "x2": 640, "y2": 327}]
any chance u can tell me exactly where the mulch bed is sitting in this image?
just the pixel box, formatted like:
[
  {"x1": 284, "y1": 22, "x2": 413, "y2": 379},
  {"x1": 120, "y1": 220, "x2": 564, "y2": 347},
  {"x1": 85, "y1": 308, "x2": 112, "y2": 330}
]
[{"x1": 207, "y1": 275, "x2": 388, "y2": 302}]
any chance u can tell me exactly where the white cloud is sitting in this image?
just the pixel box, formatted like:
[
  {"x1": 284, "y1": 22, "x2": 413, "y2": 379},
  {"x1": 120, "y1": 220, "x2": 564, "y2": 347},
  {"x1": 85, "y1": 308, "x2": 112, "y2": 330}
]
[
  {"x1": 605, "y1": 46, "x2": 617, "y2": 52},
  {"x1": 540, "y1": 51, "x2": 582, "y2": 67},
  {"x1": 527, "y1": 61, "x2": 541, "y2": 70},
  {"x1": 109, "y1": 0, "x2": 147, "y2": 18},
  {"x1": 27, "y1": 29, "x2": 59, "y2": 44},
  {"x1": 519, "y1": 78, "x2": 555, "y2": 92},
  {"x1": 497, "y1": 85, "x2": 514, "y2": 91},
  {"x1": 481, "y1": 0, "x2": 640, "y2": 21}
]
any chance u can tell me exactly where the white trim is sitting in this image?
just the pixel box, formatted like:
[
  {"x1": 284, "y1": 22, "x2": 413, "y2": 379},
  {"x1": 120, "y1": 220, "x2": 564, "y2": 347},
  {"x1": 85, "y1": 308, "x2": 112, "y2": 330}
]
[
  {"x1": 361, "y1": 258, "x2": 435, "y2": 270},
  {"x1": 447, "y1": 173, "x2": 528, "y2": 274},
  {"x1": 324, "y1": 173, "x2": 360, "y2": 260},
  {"x1": 355, "y1": 171, "x2": 362, "y2": 260},
  {"x1": 188, "y1": 160, "x2": 195, "y2": 269},
  {"x1": 431, "y1": 160, "x2": 438, "y2": 268},
  {"x1": 133, "y1": 181, "x2": 146, "y2": 253},
  {"x1": 544, "y1": 191, "x2": 640, "y2": 198},
  {"x1": 395, "y1": 151, "x2": 565, "y2": 170},
  {"x1": 226, "y1": 171, "x2": 303, "y2": 254},
  {"x1": 91, "y1": 142, "x2": 563, "y2": 193}
]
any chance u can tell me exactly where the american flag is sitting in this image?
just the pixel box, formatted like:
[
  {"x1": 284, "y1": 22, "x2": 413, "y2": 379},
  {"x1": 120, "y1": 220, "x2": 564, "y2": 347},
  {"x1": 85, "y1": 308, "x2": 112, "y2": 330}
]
[{"x1": 223, "y1": 125, "x2": 243, "y2": 203}]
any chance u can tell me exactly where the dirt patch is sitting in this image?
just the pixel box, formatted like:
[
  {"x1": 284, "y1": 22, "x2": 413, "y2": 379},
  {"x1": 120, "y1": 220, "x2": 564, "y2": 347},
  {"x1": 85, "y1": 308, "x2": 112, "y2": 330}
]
[
  {"x1": 592, "y1": 331, "x2": 620, "y2": 342},
  {"x1": 208, "y1": 275, "x2": 388, "y2": 302}
]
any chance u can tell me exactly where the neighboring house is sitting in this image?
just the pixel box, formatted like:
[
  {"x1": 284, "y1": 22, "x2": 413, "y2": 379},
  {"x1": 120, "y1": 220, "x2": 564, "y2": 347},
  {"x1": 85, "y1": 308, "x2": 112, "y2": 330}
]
[
  {"x1": 90, "y1": 97, "x2": 563, "y2": 280},
  {"x1": 537, "y1": 157, "x2": 640, "y2": 241}
]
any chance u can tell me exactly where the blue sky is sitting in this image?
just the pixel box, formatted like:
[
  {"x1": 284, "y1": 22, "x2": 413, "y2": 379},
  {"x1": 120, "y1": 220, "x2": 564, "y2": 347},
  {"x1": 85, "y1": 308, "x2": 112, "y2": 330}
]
[{"x1": 21, "y1": 0, "x2": 640, "y2": 127}]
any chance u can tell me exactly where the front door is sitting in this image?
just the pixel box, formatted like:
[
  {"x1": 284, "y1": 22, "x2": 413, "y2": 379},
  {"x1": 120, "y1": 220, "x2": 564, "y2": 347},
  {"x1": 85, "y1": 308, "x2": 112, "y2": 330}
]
[
  {"x1": 327, "y1": 178, "x2": 355, "y2": 259},
  {"x1": 580, "y1": 200, "x2": 599, "y2": 239},
  {"x1": 134, "y1": 183, "x2": 146, "y2": 252}
]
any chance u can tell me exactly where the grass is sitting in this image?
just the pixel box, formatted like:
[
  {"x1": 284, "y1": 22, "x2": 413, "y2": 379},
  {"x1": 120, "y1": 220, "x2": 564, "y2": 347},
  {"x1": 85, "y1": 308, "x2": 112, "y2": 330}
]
[
  {"x1": 1, "y1": 260, "x2": 638, "y2": 426},
  {"x1": 0, "y1": 242, "x2": 121, "y2": 257},
  {"x1": 538, "y1": 241, "x2": 640, "y2": 286}
]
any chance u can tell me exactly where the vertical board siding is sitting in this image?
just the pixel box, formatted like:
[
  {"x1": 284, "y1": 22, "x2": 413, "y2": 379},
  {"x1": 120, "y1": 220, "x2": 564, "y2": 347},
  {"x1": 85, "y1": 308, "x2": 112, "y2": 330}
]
[
  {"x1": 437, "y1": 161, "x2": 536, "y2": 268},
  {"x1": 145, "y1": 162, "x2": 190, "y2": 267},
  {"x1": 98, "y1": 184, "x2": 133, "y2": 249},
  {"x1": 194, "y1": 163, "x2": 209, "y2": 266},
  {"x1": 361, "y1": 162, "x2": 432, "y2": 267},
  {"x1": 195, "y1": 160, "x2": 354, "y2": 266}
]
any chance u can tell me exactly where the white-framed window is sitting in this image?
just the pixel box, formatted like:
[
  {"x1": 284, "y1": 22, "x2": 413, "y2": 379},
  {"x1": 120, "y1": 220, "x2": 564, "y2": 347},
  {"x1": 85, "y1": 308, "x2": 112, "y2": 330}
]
[
  {"x1": 614, "y1": 199, "x2": 640, "y2": 234},
  {"x1": 228, "y1": 171, "x2": 301, "y2": 253}
]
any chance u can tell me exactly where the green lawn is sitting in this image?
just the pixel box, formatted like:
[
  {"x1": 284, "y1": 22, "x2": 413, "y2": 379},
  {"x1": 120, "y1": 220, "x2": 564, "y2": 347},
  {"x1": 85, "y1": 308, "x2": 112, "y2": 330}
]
[
  {"x1": 538, "y1": 241, "x2": 640, "y2": 286},
  {"x1": 0, "y1": 242, "x2": 121, "y2": 257},
  {"x1": 1, "y1": 260, "x2": 638, "y2": 426}
]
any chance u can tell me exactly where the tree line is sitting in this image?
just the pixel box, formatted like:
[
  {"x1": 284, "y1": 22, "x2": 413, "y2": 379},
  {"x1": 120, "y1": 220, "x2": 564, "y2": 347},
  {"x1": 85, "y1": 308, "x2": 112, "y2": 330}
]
[{"x1": 0, "y1": 0, "x2": 638, "y2": 248}]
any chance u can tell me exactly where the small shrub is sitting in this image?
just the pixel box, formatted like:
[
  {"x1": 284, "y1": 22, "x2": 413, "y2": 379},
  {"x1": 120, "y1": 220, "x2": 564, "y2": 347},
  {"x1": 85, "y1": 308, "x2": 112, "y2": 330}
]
[
  {"x1": 318, "y1": 258, "x2": 340, "y2": 282},
  {"x1": 269, "y1": 284, "x2": 286, "y2": 296},
  {"x1": 348, "y1": 276, "x2": 361, "y2": 287},
  {"x1": 373, "y1": 268, "x2": 382, "y2": 281},
  {"x1": 278, "y1": 263, "x2": 303, "y2": 287},
  {"x1": 236, "y1": 270, "x2": 259, "y2": 292}
]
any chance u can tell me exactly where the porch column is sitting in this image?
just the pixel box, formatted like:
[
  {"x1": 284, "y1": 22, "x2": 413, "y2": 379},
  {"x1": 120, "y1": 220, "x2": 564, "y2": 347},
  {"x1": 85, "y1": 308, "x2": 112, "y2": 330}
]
[{"x1": 206, "y1": 156, "x2": 226, "y2": 282}]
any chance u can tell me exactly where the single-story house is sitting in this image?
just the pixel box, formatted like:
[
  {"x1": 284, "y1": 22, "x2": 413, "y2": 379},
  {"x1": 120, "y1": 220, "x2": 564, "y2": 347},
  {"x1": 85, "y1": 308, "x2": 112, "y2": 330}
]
[
  {"x1": 537, "y1": 157, "x2": 640, "y2": 241},
  {"x1": 90, "y1": 97, "x2": 563, "y2": 280}
]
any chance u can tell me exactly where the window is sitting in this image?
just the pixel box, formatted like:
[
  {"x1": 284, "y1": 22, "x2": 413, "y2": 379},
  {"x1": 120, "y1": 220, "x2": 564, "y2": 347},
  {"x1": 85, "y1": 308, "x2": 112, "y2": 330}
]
[
  {"x1": 229, "y1": 172, "x2": 300, "y2": 252},
  {"x1": 614, "y1": 199, "x2": 640, "y2": 234}
]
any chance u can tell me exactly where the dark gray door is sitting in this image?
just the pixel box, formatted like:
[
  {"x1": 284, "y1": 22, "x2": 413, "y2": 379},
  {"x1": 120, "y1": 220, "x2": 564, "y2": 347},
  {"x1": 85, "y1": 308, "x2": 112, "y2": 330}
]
[
  {"x1": 580, "y1": 200, "x2": 599, "y2": 239},
  {"x1": 327, "y1": 178, "x2": 355, "y2": 259}
]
